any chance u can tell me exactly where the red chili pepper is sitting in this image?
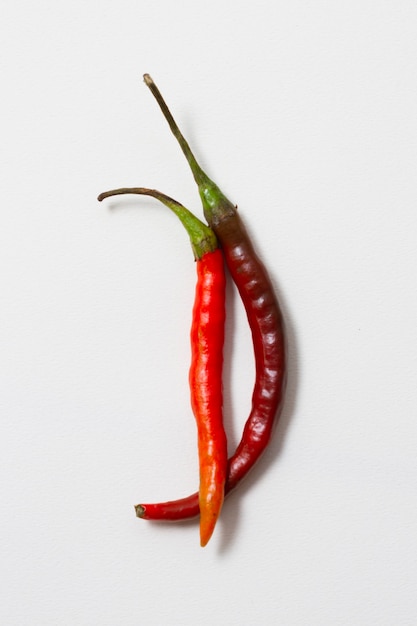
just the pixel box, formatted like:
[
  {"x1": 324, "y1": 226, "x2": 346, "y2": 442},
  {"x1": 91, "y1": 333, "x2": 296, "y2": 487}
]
[
  {"x1": 132, "y1": 75, "x2": 287, "y2": 520},
  {"x1": 98, "y1": 188, "x2": 227, "y2": 546}
]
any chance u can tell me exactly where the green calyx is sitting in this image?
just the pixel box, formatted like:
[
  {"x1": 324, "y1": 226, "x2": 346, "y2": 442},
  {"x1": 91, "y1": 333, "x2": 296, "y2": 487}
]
[
  {"x1": 197, "y1": 181, "x2": 236, "y2": 228},
  {"x1": 97, "y1": 187, "x2": 217, "y2": 260},
  {"x1": 143, "y1": 74, "x2": 237, "y2": 228}
]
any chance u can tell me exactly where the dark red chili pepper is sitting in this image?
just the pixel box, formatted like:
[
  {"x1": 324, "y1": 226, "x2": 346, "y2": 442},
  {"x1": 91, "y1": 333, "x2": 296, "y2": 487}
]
[
  {"x1": 133, "y1": 75, "x2": 287, "y2": 520},
  {"x1": 98, "y1": 187, "x2": 227, "y2": 546}
]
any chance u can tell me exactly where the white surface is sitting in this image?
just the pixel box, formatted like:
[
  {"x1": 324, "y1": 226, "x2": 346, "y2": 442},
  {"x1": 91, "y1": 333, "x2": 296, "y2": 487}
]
[{"x1": 1, "y1": 1, "x2": 417, "y2": 624}]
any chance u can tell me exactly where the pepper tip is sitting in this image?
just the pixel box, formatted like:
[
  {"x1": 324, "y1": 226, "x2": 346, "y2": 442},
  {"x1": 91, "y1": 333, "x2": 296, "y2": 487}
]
[{"x1": 134, "y1": 504, "x2": 146, "y2": 518}]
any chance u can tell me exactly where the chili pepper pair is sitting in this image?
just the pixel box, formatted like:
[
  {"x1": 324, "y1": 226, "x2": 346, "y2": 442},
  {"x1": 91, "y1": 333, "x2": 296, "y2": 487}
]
[{"x1": 98, "y1": 75, "x2": 287, "y2": 546}]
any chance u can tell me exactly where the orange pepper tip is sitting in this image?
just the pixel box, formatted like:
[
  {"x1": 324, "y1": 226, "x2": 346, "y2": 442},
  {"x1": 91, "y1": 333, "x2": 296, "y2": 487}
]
[
  {"x1": 199, "y1": 517, "x2": 218, "y2": 547},
  {"x1": 200, "y1": 531, "x2": 211, "y2": 548},
  {"x1": 134, "y1": 504, "x2": 146, "y2": 518}
]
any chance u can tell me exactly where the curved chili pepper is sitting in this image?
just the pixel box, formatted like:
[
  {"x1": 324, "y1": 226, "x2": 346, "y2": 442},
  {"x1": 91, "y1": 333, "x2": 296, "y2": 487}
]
[
  {"x1": 133, "y1": 75, "x2": 287, "y2": 521},
  {"x1": 98, "y1": 187, "x2": 227, "y2": 546}
]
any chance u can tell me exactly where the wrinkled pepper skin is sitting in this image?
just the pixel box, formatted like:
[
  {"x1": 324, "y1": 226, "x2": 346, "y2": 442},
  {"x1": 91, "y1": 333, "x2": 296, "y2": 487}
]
[
  {"x1": 98, "y1": 187, "x2": 227, "y2": 545},
  {"x1": 190, "y1": 249, "x2": 227, "y2": 546},
  {"x1": 135, "y1": 76, "x2": 287, "y2": 521},
  {"x1": 137, "y1": 213, "x2": 286, "y2": 520},
  {"x1": 208, "y1": 210, "x2": 286, "y2": 490}
]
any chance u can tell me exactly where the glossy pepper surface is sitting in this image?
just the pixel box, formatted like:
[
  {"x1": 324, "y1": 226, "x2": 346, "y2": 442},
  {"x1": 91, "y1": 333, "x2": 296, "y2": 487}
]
[
  {"x1": 135, "y1": 76, "x2": 287, "y2": 520},
  {"x1": 98, "y1": 187, "x2": 227, "y2": 545}
]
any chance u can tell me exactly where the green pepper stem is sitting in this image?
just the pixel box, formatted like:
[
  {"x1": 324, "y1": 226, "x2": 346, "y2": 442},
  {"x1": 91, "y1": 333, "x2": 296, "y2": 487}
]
[
  {"x1": 143, "y1": 74, "x2": 236, "y2": 226},
  {"x1": 97, "y1": 187, "x2": 217, "y2": 260}
]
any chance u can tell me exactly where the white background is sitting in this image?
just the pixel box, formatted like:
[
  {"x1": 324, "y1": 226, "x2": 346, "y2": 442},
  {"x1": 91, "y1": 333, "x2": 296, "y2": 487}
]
[{"x1": 1, "y1": 1, "x2": 416, "y2": 624}]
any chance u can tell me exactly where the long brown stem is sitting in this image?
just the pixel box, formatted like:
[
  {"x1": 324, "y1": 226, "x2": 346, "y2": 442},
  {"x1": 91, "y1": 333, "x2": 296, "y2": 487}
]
[{"x1": 143, "y1": 74, "x2": 208, "y2": 187}]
